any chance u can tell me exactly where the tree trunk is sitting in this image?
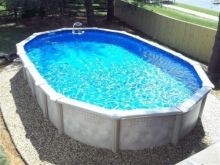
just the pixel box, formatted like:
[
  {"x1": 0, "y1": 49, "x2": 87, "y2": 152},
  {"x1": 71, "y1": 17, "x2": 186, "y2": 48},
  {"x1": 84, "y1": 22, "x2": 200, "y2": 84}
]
[
  {"x1": 107, "y1": 0, "x2": 114, "y2": 21},
  {"x1": 84, "y1": 0, "x2": 96, "y2": 26},
  {"x1": 13, "y1": 8, "x2": 17, "y2": 19},
  {"x1": 208, "y1": 14, "x2": 220, "y2": 81}
]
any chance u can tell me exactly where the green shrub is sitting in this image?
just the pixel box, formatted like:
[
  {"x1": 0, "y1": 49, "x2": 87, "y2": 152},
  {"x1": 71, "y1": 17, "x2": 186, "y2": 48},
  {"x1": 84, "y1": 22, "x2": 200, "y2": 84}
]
[{"x1": 0, "y1": 146, "x2": 9, "y2": 165}]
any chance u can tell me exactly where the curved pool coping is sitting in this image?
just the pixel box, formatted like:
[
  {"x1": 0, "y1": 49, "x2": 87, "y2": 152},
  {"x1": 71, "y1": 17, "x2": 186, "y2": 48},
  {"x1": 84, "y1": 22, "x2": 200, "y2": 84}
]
[{"x1": 16, "y1": 28, "x2": 214, "y2": 152}]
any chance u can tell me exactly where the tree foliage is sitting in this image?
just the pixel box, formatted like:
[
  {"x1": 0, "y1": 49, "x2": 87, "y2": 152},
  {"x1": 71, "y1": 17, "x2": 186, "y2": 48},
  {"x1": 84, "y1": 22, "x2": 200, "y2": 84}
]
[
  {"x1": 1, "y1": 0, "x2": 114, "y2": 25},
  {"x1": 84, "y1": 0, "x2": 96, "y2": 25},
  {"x1": 107, "y1": 0, "x2": 114, "y2": 21},
  {"x1": 1, "y1": 0, "x2": 66, "y2": 18}
]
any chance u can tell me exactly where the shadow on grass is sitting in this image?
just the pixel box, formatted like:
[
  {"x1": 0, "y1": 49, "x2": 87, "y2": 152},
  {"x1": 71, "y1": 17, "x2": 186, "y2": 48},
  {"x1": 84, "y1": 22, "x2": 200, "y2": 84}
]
[
  {"x1": 0, "y1": 16, "x2": 121, "y2": 55},
  {"x1": 0, "y1": 17, "x2": 140, "y2": 56},
  {"x1": 10, "y1": 68, "x2": 208, "y2": 165},
  {"x1": 0, "y1": 23, "x2": 34, "y2": 53},
  {"x1": 0, "y1": 16, "x2": 85, "y2": 54}
]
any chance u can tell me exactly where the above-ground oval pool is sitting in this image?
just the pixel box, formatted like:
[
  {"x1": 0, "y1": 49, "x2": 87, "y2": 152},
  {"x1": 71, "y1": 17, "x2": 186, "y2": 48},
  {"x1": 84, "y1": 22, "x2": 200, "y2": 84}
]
[{"x1": 17, "y1": 28, "x2": 213, "y2": 152}]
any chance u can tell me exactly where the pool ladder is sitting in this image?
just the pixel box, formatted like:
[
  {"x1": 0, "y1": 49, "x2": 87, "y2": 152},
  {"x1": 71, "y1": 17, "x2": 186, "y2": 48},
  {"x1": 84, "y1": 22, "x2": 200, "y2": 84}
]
[{"x1": 72, "y1": 22, "x2": 85, "y2": 35}]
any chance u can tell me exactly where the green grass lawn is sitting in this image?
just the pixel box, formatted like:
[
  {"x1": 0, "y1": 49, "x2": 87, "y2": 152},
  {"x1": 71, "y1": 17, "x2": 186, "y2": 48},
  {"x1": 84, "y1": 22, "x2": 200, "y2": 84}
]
[
  {"x1": 125, "y1": 0, "x2": 218, "y2": 29},
  {"x1": 0, "y1": 146, "x2": 8, "y2": 165},
  {"x1": 174, "y1": 3, "x2": 219, "y2": 17}
]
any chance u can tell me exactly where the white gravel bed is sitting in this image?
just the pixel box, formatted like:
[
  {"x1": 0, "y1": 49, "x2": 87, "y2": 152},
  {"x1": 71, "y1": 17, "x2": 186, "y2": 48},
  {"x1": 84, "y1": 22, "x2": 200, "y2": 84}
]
[{"x1": 0, "y1": 63, "x2": 220, "y2": 165}]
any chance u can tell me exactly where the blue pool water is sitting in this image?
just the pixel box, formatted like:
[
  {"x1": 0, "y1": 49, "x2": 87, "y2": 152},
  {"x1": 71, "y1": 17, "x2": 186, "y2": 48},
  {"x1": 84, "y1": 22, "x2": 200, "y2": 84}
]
[{"x1": 25, "y1": 29, "x2": 201, "y2": 110}]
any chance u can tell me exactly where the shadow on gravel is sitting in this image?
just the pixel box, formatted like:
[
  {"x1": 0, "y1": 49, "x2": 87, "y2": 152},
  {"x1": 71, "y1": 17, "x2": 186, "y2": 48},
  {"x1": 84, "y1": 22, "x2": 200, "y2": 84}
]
[
  {"x1": 10, "y1": 69, "x2": 208, "y2": 165},
  {"x1": 212, "y1": 80, "x2": 220, "y2": 90}
]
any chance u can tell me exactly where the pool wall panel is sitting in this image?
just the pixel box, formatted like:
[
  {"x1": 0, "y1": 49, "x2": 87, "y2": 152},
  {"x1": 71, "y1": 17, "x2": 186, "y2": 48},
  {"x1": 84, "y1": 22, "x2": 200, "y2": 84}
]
[
  {"x1": 25, "y1": 67, "x2": 48, "y2": 116},
  {"x1": 25, "y1": 67, "x2": 36, "y2": 97},
  {"x1": 35, "y1": 84, "x2": 48, "y2": 117},
  {"x1": 62, "y1": 104, "x2": 114, "y2": 149},
  {"x1": 39, "y1": 84, "x2": 64, "y2": 133},
  {"x1": 179, "y1": 100, "x2": 202, "y2": 138},
  {"x1": 119, "y1": 115, "x2": 176, "y2": 150},
  {"x1": 47, "y1": 97, "x2": 63, "y2": 133}
]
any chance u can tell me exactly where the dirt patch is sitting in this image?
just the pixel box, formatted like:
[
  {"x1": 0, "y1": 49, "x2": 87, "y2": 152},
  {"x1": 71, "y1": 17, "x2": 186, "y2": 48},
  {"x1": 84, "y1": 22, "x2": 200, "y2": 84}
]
[
  {"x1": 212, "y1": 90, "x2": 220, "y2": 100},
  {"x1": 0, "y1": 112, "x2": 24, "y2": 165}
]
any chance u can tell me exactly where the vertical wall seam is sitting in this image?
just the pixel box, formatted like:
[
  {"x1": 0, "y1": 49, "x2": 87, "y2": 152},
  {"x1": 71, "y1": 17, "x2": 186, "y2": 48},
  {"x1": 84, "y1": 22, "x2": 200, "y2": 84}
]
[
  {"x1": 57, "y1": 102, "x2": 64, "y2": 134},
  {"x1": 60, "y1": 104, "x2": 64, "y2": 134},
  {"x1": 22, "y1": 66, "x2": 27, "y2": 80},
  {"x1": 112, "y1": 118, "x2": 120, "y2": 153},
  {"x1": 199, "y1": 94, "x2": 208, "y2": 118},
  {"x1": 43, "y1": 94, "x2": 49, "y2": 118},
  {"x1": 171, "y1": 114, "x2": 182, "y2": 145}
]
